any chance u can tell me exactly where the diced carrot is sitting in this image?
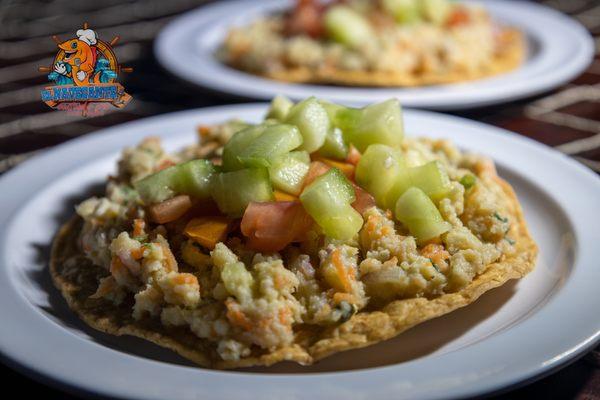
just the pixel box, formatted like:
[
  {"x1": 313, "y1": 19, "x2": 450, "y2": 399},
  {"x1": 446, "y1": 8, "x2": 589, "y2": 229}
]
[
  {"x1": 132, "y1": 218, "x2": 145, "y2": 237},
  {"x1": 345, "y1": 145, "x2": 361, "y2": 166},
  {"x1": 184, "y1": 216, "x2": 233, "y2": 250},
  {"x1": 332, "y1": 248, "x2": 352, "y2": 292},
  {"x1": 225, "y1": 299, "x2": 253, "y2": 331},
  {"x1": 420, "y1": 243, "x2": 450, "y2": 272},
  {"x1": 147, "y1": 195, "x2": 192, "y2": 224},
  {"x1": 274, "y1": 190, "x2": 297, "y2": 202},
  {"x1": 311, "y1": 155, "x2": 355, "y2": 180},
  {"x1": 173, "y1": 273, "x2": 199, "y2": 286},
  {"x1": 197, "y1": 125, "x2": 211, "y2": 138},
  {"x1": 160, "y1": 242, "x2": 178, "y2": 272},
  {"x1": 130, "y1": 247, "x2": 144, "y2": 260},
  {"x1": 241, "y1": 201, "x2": 313, "y2": 253}
]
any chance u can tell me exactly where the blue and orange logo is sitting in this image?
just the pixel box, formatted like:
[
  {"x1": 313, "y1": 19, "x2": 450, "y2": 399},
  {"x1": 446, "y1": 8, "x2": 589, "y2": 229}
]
[{"x1": 39, "y1": 23, "x2": 132, "y2": 116}]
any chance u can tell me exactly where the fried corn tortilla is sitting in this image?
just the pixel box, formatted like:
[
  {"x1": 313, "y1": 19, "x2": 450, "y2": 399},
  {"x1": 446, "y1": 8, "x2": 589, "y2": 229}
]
[
  {"x1": 50, "y1": 173, "x2": 537, "y2": 369},
  {"x1": 266, "y1": 29, "x2": 524, "y2": 87}
]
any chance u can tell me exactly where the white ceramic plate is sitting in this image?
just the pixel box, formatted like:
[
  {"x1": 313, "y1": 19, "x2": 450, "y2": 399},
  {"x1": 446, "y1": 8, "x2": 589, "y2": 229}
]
[
  {"x1": 1, "y1": 104, "x2": 599, "y2": 400},
  {"x1": 155, "y1": 0, "x2": 594, "y2": 110}
]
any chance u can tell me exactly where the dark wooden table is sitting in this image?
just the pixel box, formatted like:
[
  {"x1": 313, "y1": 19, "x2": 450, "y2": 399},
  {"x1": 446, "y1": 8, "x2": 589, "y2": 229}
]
[{"x1": 1, "y1": 0, "x2": 598, "y2": 398}]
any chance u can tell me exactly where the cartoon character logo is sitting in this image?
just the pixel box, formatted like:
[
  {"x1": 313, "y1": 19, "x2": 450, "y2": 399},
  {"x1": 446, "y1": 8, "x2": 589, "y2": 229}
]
[{"x1": 39, "y1": 23, "x2": 132, "y2": 116}]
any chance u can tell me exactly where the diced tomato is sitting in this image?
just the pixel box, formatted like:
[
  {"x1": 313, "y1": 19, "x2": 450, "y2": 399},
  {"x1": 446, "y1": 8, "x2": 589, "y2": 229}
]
[
  {"x1": 351, "y1": 183, "x2": 376, "y2": 214},
  {"x1": 241, "y1": 201, "x2": 313, "y2": 253},
  {"x1": 346, "y1": 145, "x2": 361, "y2": 166},
  {"x1": 285, "y1": 0, "x2": 325, "y2": 38},
  {"x1": 446, "y1": 6, "x2": 470, "y2": 27},
  {"x1": 302, "y1": 161, "x2": 332, "y2": 188}
]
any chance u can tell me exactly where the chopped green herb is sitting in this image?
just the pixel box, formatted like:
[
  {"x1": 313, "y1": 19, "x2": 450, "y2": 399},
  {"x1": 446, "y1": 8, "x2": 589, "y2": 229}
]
[
  {"x1": 494, "y1": 212, "x2": 509, "y2": 223},
  {"x1": 134, "y1": 234, "x2": 149, "y2": 243},
  {"x1": 505, "y1": 237, "x2": 515, "y2": 245},
  {"x1": 459, "y1": 174, "x2": 476, "y2": 189}
]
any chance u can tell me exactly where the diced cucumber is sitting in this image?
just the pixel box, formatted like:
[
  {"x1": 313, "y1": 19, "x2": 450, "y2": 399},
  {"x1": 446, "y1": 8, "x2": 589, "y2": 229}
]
[
  {"x1": 408, "y1": 161, "x2": 451, "y2": 200},
  {"x1": 318, "y1": 128, "x2": 348, "y2": 160},
  {"x1": 404, "y1": 149, "x2": 427, "y2": 167},
  {"x1": 174, "y1": 159, "x2": 216, "y2": 199},
  {"x1": 222, "y1": 125, "x2": 266, "y2": 171},
  {"x1": 285, "y1": 97, "x2": 330, "y2": 153},
  {"x1": 317, "y1": 205, "x2": 364, "y2": 241},
  {"x1": 269, "y1": 151, "x2": 311, "y2": 195},
  {"x1": 134, "y1": 160, "x2": 216, "y2": 204},
  {"x1": 236, "y1": 124, "x2": 303, "y2": 168},
  {"x1": 355, "y1": 144, "x2": 405, "y2": 210},
  {"x1": 338, "y1": 99, "x2": 404, "y2": 152},
  {"x1": 387, "y1": 160, "x2": 451, "y2": 205},
  {"x1": 210, "y1": 168, "x2": 274, "y2": 217},
  {"x1": 395, "y1": 187, "x2": 451, "y2": 243},
  {"x1": 134, "y1": 167, "x2": 178, "y2": 204},
  {"x1": 421, "y1": 0, "x2": 452, "y2": 25},
  {"x1": 324, "y1": 5, "x2": 374, "y2": 48},
  {"x1": 266, "y1": 95, "x2": 294, "y2": 121},
  {"x1": 300, "y1": 168, "x2": 361, "y2": 240},
  {"x1": 318, "y1": 100, "x2": 346, "y2": 123},
  {"x1": 382, "y1": 0, "x2": 422, "y2": 24}
]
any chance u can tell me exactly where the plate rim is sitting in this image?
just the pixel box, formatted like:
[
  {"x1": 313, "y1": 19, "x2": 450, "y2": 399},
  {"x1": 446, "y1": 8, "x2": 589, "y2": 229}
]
[
  {"x1": 1, "y1": 104, "x2": 599, "y2": 400},
  {"x1": 154, "y1": 0, "x2": 594, "y2": 110}
]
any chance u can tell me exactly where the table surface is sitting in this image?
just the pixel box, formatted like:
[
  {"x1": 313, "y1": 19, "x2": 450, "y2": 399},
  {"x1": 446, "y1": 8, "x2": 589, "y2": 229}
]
[{"x1": 0, "y1": 0, "x2": 599, "y2": 399}]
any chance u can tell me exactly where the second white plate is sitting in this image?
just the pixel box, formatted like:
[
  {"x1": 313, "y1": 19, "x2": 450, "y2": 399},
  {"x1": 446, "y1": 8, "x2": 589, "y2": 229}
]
[{"x1": 155, "y1": 0, "x2": 594, "y2": 110}]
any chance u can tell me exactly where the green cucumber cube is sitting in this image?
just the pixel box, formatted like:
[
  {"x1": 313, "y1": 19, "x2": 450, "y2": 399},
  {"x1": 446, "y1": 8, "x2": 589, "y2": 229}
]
[
  {"x1": 174, "y1": 159, "x2": 216, "y2": 199},
  {"x1": 395, "y1": 187, "x2": 451, "y2": 243},
  {"x1": 338, "y1": 99, "x2": 404, "y2": 152},
  {"x1": 269, "y1": 151, "x2": 311, "y2": 195},
  {"x1": 421, "y1": 0, "x2": 452, "y2": 25},
  {"x1": 355, "y1": 144, "x2": 406, "y2": 210},
  {"x1": 285, "y1": 97, "x2": 330, "y2": 153},
  {"x1": 324, "y1": 5, "x2": 374, "y2": 47},
  {"x1": 210, "y1": 168, "x2": 274, "y2": 217},
  {"x1": 134, "y1": 167, "x2": 178, "y2": 204},
  {"x1": 222, "y1": 125, "x2": 266, "y2": 171},
  {"x1": 300, "y1": 168, "x2": 361, "y2": 240},
  {"x1": 236, "y1": 124, "x2": 303, "y2": 168},
  {"x1": 382, "y1": 0, "x2": 422, "y2": 24},
  {"x1": 318, "y1": 128, "x2": 349, "y2": 160},
  {"x1": 266, "y1": 95, "x2": 294, "y2": 121}
]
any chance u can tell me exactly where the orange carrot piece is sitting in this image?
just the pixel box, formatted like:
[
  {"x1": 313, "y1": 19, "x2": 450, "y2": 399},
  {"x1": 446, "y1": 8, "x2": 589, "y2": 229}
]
[
  {"x1": 184, "y1": 216, "x2": 232, "y2": 250},
  {"x1": 332, "y1": 248, "x2": 352, "y2": 292},
  {"x1": 311, "y1": 155, "x2": 355, "y2": 180},
  {"x1": 274, "y1": 190, "x2": 297, "y2": 202},
  {"x1": 132, "y1": 218, "x2": 145, "y2": 237}
]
